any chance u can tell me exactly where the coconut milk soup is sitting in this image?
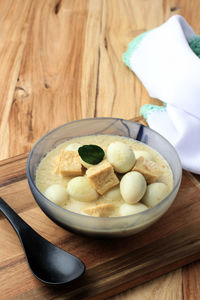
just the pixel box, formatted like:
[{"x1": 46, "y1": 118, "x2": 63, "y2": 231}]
[{"x1": 36, "y1": 135, "x2": 173, "y2": 217}]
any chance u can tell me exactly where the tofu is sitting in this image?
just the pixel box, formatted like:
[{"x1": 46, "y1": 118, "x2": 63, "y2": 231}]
[
  {"x1": 83, "y1": 203, "x2": 115, "y2": 217},
  {"x1": 133, "y1": 156, "x2": 162, "y2": 184},
  {"x1": 58, "y1": 150, "x2": 84, "y2": 176},
  {"x1": 86, "y1": 160, "x2": 119, "y2": 195},
  {"x1": 54, "y1": 156, "x2": 61, "y2": 175}
]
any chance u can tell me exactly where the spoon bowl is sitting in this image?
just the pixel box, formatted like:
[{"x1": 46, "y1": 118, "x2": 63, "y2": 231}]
[{"x1": 0, "y1": 197, "x2": 85, "y2": 285}]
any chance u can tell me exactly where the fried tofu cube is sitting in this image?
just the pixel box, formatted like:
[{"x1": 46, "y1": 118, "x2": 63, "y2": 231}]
[
  {"x1": 133, "y1": 156, "x2": 162, "y2": 184},
  {"x1": 86, "y1": 160, "x2": 119, "y2": 195},
  {"x1": 83, "y1": 203, "x2": 115, "y2": 217},
  {"x1": 59, "y1": 150, "x2": 84, "y2": 176},
  {"x1": 54, "y1": 156, "x2": 61, "y2": 175}
]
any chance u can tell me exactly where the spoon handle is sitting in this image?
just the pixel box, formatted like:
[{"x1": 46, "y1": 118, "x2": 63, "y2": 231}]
[{"x1": 0, "y1": 197, "x2": 30, "y2": 237}]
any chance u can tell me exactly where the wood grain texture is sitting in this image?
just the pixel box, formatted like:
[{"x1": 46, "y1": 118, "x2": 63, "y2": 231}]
[
  {"x1": 182, "y1": 261, "x2": 200, "y2": 300},
  {"x1": 0, "y1": 0, "x2": 200, "y2": 299},
  {"x1": 0, "y1": 0, "x2": 33, "y2": 159},
  {"x1": 2, "y1": 0, "x2": 167, "y2": 161},
  {"x1": 0, "y1": 156, "x2": 200, "y2": 299},
  {"x1": 110, "y1": 269, "x2": 183, "y2": 300}
]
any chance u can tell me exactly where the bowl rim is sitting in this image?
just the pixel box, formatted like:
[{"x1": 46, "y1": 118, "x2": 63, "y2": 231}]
[{"x1": 26, "y1": 117, "x2": 182, "y2": 222}]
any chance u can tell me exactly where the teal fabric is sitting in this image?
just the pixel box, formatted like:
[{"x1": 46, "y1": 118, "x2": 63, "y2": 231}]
[
  {"x1": 122, "y1": 31, "x2": 150, "y2": 68},
  {"x1": 140, "y1": 104, "x2": 166, "y2": 119},
  {"x1": 189, "y1": 36, "x2": 200, "y2": 58}
]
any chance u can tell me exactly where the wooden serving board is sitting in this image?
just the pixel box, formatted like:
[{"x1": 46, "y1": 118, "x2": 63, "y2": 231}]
[{"x1": 0, "y1": 154, "x2": 200, "y2": 300}]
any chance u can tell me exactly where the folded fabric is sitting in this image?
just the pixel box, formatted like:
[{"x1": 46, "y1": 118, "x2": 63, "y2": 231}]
[{"x1": 123, "y1": 15, "x2": 200, "y2": 174}]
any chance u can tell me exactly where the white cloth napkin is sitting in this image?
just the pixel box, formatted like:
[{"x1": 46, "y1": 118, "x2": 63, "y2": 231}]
[{"x1": 123, "y1": 15, "x2": 200, "y2": 174}]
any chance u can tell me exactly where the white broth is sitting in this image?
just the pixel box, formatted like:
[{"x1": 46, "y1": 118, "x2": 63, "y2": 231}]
[{"x1": 36, "y1": 135, "x2": 173, "y2": 217}]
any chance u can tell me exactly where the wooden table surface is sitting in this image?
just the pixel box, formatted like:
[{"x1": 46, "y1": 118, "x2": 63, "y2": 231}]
[{"x1": 0, "y1": 0, "x2": 200, "y2": 299}]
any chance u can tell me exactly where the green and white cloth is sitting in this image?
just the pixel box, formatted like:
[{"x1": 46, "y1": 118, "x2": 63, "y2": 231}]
[{"x1": 123, "y1": 15, "x2": 200, "y2": 174}]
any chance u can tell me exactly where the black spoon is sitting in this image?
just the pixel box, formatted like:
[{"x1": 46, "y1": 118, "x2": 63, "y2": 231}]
[{"x1": 0, "y1": 197, "x2": 85, "y2": 285}]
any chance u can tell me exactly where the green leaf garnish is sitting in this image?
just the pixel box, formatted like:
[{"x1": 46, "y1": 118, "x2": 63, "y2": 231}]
[{"x1": 78, "y1": 145, "x2": 105, "y2": 165}]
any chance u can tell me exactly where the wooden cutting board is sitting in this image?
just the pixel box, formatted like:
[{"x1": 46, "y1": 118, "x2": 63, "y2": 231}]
[{"x1": 0, "y1": 153, "x2": 200, "y2": 300}]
